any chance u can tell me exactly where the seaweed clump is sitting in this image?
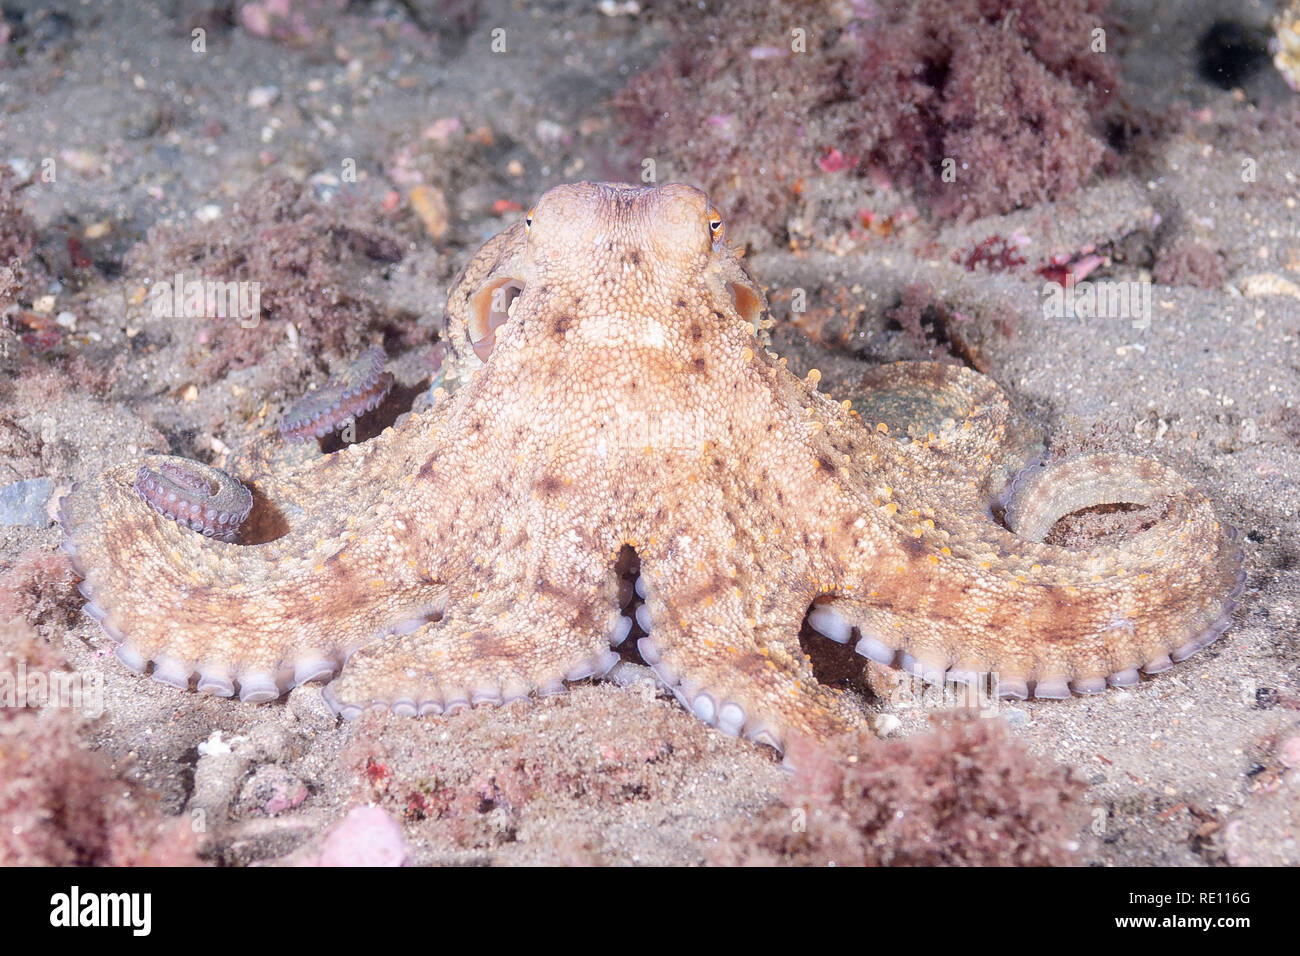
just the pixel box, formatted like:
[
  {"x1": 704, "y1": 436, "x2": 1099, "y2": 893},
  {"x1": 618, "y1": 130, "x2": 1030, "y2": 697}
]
[
  {"x1": 713, "y1": 713, "x2": 1085, "y2": 866},
  {"x1": 618, "y1": 0, "x2": 1118, "y2": 239},
  {"x1": 1152, "y1": 241, "x2": 1225, "y2": 289},
  {"x1": 126, "y1": 174, "x2": 409, "y2": 382},
  {"x1": 0, "y1": 166, "x2": 40, "y2": 312},
  {"x1": 0, "y1": 620, "x2": 201, "y2": 866}
]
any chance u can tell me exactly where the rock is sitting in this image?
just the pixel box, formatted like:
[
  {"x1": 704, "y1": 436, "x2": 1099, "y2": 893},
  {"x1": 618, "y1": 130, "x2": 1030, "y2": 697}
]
[
  {"x1": 408, "y1": 185, "x2": 449, "y2": 240},
  {"x1": 1221, "y1": 787, "x2": 1300, "y2": 866},
  {"x1": 871, "y1": 713, "x2": 902, "y2": 738},
  {"x1": 863, "y1": 659, "x2": 910, "y2": 704},
  {"x1": 1240, "y1": 272, "x2": 1300, "y2": 300},
  {"x1": 306, "y1": 806, "x2": 410, "y2": 867},
  {"x1": 190, "y1": 749, "x2": 250, "y2": 825},
  {"x1": 197, "y1": 730, "x2": 235, "y2": 756},
  {"x1": 247, "y1": 85, "x2": 280, "y2": 109},
  {"x1": 0, "y1": 477, "x2": 55, "y2": 527},
  {"x1": 5, "y1": 158, "x2": 34, "y2": 180},
  {"x1": 236, "y1": 765, "x2": 308, "y2": 816},
  {"x1": 1278, "y1": 734, "x2": 1300, "y2": 769},
  {"x1": 605, "y1": 660, "x2": 653, "y2": 687},
  {"x1": 236, "y1": 723, "x2": 288, "y2": 763}
]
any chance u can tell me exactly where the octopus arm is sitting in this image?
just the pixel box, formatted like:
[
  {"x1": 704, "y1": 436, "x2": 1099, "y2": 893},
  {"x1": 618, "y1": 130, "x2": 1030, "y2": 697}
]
[
  {"x1": 815, "y1": 453, "x2": 1245, "y2": 699},
  {"x1": 321, "y1": 540, "x2": 628, "y2": 718},
  {"x1": 627, "y1": 494, "x2": 866, "y2": 752},
  {"x1": 59, "y1": 413, "x2": 451, "y2": 702}
]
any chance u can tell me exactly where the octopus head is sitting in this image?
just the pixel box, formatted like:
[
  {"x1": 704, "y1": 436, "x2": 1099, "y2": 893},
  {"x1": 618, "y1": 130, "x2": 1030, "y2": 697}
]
[
  {"x1": 525, "y1": 181, "x2": 715, "y2": 269},
  {"x1": 458, "y1": 182, "x2": 766, "y2": 366}
]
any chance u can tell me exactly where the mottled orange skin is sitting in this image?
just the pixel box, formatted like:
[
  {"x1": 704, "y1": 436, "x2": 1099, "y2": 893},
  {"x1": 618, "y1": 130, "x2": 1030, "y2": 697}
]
[{"x1": 61, "y1": 182, "x2": 1244, "y2": 750}]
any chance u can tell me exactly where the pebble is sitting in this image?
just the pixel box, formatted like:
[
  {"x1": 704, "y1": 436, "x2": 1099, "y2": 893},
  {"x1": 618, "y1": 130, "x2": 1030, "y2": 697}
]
[
  {"x1": 236, "y1": 765, "x2": 308, "y2": 816},
  {"x1": 6, "y1": 157, "x2": 34, "y2": 180},
  {"x1": 309, "y1": 171, "x2": 340, "y2": 203},
  {"x1": 598, "y1": 0, "x2": 641, "y2": 15},
  {"x1": 190, "y1": 750, "x2": 249, "y2": 823},
  {"x1": 1278, "y1": 734, "x2": 1300, "y2": 769},
  {"x1": 535, "y1": 119, "x2": 565, "y2": 144},
  {"x1": 408, "y1": 185, "x2": 449, "y2": 240},
  {"x1": 605, "y1": 660, "x2": 653, "y2": 687},
  {"x1": 197, "y1": 730, "x2": 235, "y2": 756},
  {"x1": 1241, "y1": 272, "x2": 1300, "y2": 300},
  {"x1": 237, "y1": 723, "x2": 288, "y2": 763},
  {"x1": 871, "y1": 713, "x2": 902, "y2": 737},
  {"x1": 0, "y1": 477, "x2": 55, "y2": 528},
  {"x1": 247, "y1": 85, "x2": 280, "y2": 109},
  {"x1": 311, "y1": 807, "x2": 410, "y2": 867}
]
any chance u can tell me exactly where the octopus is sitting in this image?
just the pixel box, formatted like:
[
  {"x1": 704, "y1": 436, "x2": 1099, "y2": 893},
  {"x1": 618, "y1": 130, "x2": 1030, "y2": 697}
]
[
  {"x1": 1274, "y1": 0, "x2": 1300, "y2": 92},
  {"x1": 59, "y1": 182, "x2": 1245, "y2": 751}
]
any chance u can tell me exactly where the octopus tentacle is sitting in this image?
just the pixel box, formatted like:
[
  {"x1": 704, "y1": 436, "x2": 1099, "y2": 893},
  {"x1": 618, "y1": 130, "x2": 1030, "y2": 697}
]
[
  {"x1": 631, "y1": 513, "x2": 864, "y2": 752},
  {"x1": 279, "y1": 345, "x2": 394, "y2": 443},
  {"x1": 321, "y1": 553, "x2": 627, "y2": 719},
  {"x1": 812, "y1": 450, "x2": 1244, "y2": 699},
  {"x1": 133, "y1": 457, "x2": 253, "y2": 541},
  {"x1": 847, "y1": 361, "x2": 1043, "y2": 501},
  {"x1": 633, "y1": 593, "x2": 861, "y2": 752},
  {"x1": 60, "y1": 409, "x2": 456, "y2": 702},
  {"x1": 1004, "y1": 453, "x2": 1184, "y2": 542}
]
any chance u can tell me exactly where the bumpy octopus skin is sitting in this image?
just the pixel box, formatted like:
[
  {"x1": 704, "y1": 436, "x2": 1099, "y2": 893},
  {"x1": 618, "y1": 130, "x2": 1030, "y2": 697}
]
[{"x1": 60, "y1": 182, "x2": 1245, "y2": 750}]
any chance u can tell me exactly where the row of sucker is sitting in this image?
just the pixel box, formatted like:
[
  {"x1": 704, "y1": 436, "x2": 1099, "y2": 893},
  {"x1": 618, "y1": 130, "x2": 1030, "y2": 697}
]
[
  {"x1": 133, "y1": 457, "x2": 253, "y2": 542},
  {"x1": 279, "y1": 345, "x2": 394, "y2": 442}
]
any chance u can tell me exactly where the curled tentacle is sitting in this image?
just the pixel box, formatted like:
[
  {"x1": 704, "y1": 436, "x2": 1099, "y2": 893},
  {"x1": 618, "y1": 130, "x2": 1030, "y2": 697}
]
[
  {"x1": 133, "y1": 457, "x2": 253, "y2": 542},
  {"x1": 999, "y1": 452, "x2": 1248, "y2": 670},
  {"x1": 60, "y1": 405, "x2": 454, "y2": 704},
  {"x1": 279, "y1": 345, "x2": 394, "y2": 443},
  {"x1": 814, "y1": 449, "x2": 1245, "y2": 701},
  {"x1": 1004, "y1": 452, "x2": 1188, "y2": 542}
]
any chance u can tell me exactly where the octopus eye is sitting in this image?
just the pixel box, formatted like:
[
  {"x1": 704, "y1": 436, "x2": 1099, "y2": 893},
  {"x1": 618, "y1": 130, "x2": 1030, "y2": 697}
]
[
  {"x1": 525, "y1": 207, "x2": 535, "y2": 234},
  {"x1": 707, "y1": 206, "x2": 724, "y2": 244}
]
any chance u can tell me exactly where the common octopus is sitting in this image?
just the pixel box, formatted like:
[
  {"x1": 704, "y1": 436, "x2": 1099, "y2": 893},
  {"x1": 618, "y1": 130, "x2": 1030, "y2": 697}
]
[{"x1": 60, "y1": 182, "x2": 1245, "y2": 751}]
